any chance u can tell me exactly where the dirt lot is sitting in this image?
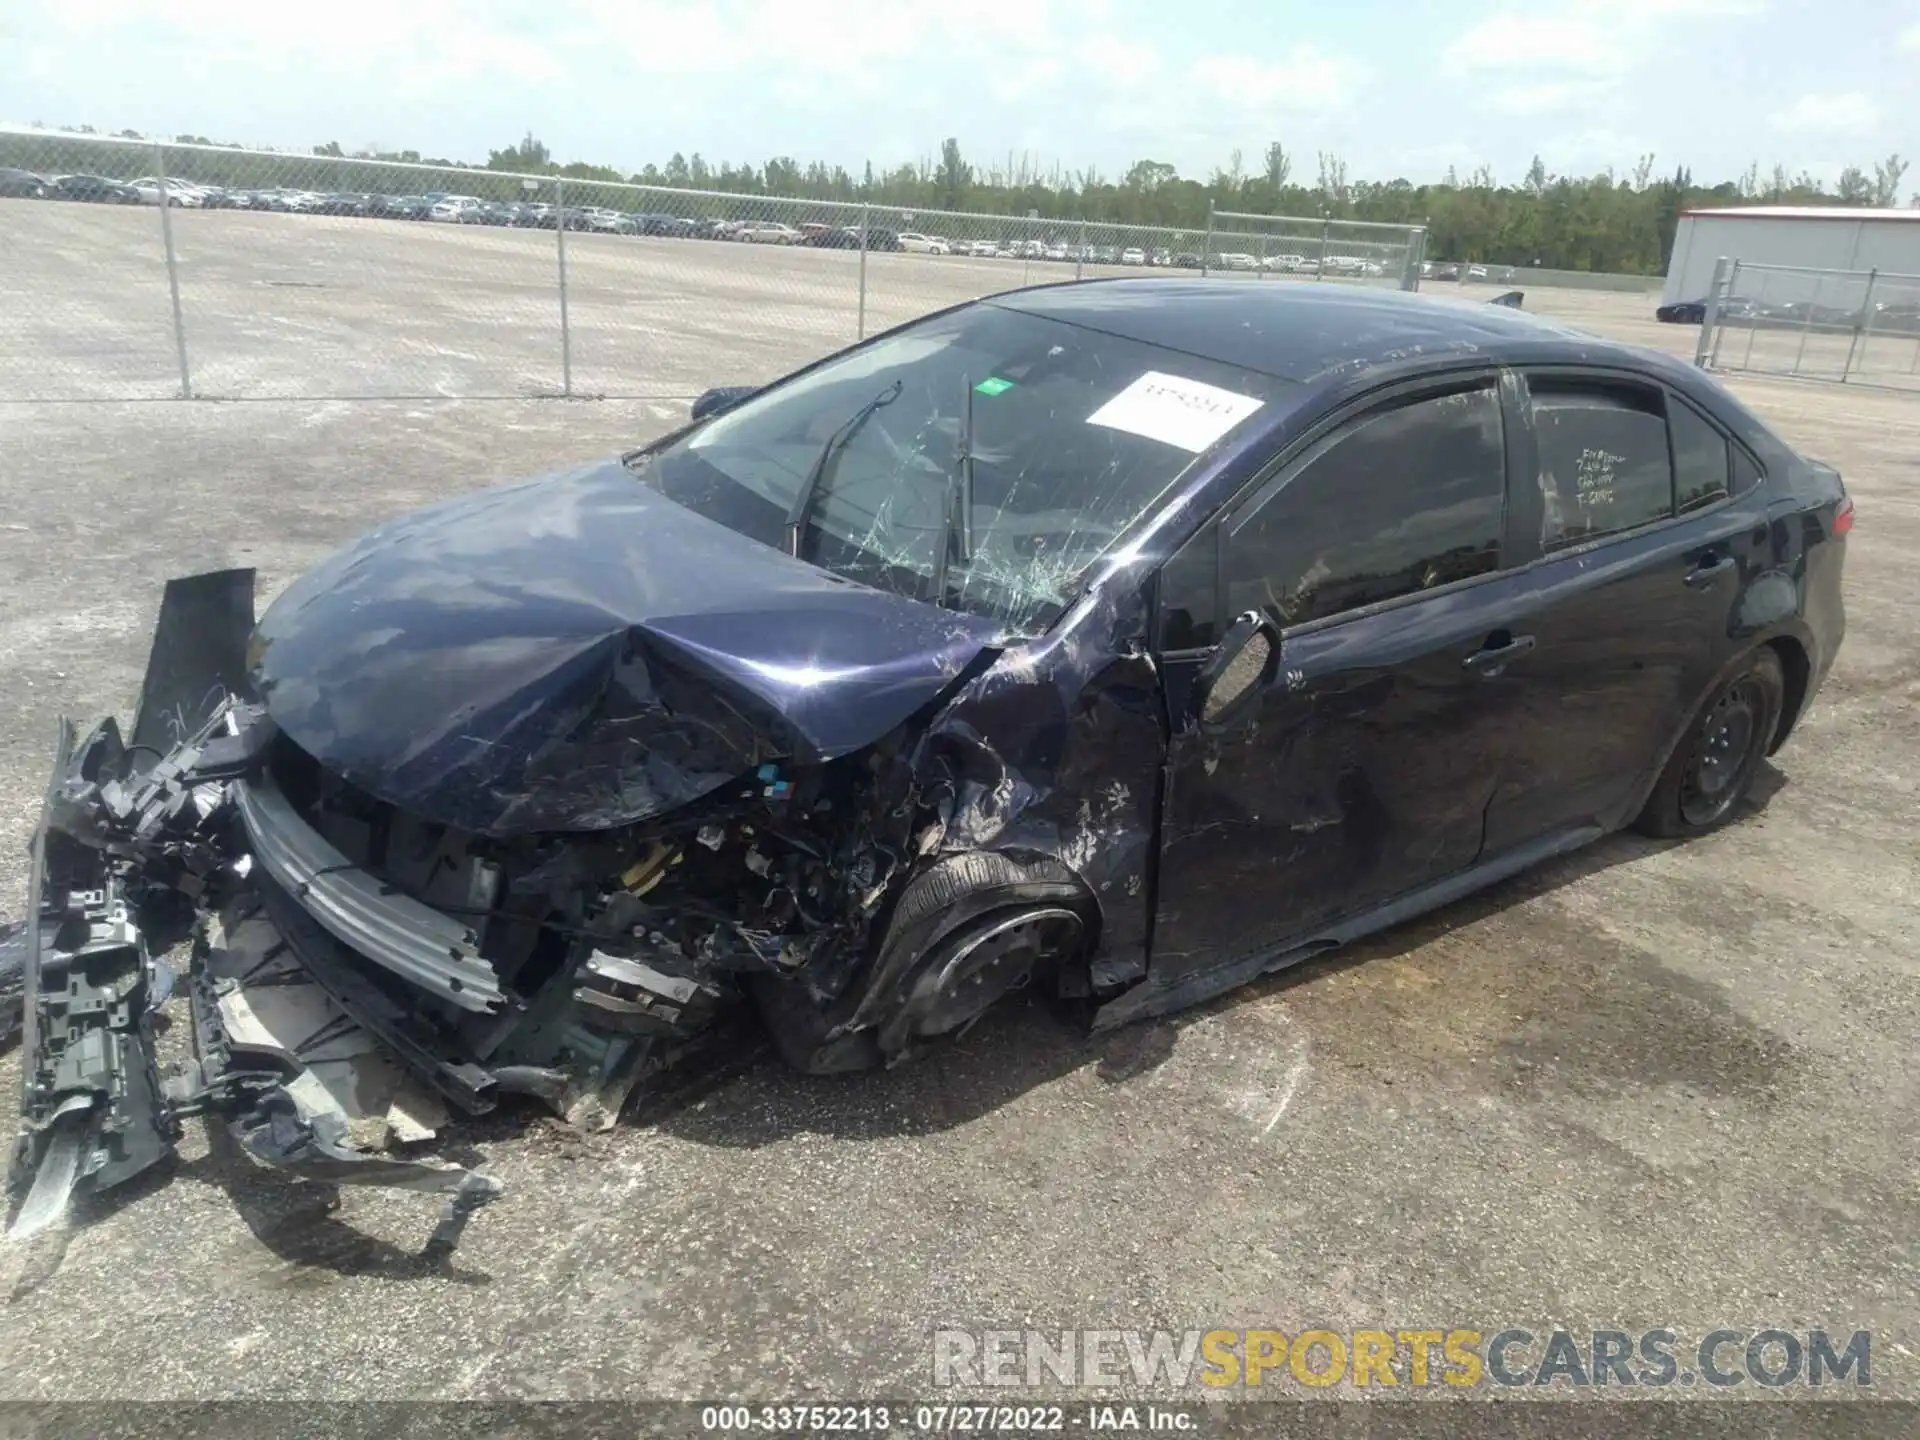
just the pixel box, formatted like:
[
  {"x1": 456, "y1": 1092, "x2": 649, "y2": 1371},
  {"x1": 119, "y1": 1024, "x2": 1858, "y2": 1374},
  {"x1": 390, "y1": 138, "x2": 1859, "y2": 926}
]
[{"x1": 0, "y1": 241, "x2": 1915, "y2": 1405}]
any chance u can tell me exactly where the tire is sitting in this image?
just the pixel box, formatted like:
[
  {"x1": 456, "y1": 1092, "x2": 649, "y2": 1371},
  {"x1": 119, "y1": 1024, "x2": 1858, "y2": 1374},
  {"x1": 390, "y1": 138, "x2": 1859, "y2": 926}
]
[{"x1": 1635, "y1": 648, "x2": 1784, "y2": 838}]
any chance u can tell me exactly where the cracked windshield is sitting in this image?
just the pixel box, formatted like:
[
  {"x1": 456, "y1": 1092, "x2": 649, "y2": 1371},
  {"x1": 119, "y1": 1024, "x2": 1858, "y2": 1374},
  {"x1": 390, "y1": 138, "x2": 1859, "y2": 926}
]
[{"x1": 637, "y1": 303, "x2": 1282, "y2": 631}]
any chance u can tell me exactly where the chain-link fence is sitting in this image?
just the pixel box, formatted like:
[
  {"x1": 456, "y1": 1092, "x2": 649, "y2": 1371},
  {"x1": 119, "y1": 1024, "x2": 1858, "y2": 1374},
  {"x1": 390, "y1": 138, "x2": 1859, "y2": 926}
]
[
  {"x1": 0, "y1": 128, "x2": 1428, "y2": 402},
  {"x1": 1696, "y1": 258, "x2": 1920, "y2": 392}
]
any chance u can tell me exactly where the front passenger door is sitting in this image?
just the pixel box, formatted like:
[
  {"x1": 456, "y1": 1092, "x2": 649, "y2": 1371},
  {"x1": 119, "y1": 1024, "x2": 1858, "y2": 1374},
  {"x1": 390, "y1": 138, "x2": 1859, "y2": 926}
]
[{"x1": 1152, "y1": 377, "x2": 1527, "y2": 985}]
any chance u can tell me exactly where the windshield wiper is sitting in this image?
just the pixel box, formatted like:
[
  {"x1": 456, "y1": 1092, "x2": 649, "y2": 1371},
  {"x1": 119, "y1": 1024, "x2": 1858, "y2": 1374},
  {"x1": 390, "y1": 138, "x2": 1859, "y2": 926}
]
[
  {"x1": 785, "y1": 379, "x2": 902, "y2": 558},
  {"x1": 930, "y1": 377, "x2": 978, "y2": 603}
]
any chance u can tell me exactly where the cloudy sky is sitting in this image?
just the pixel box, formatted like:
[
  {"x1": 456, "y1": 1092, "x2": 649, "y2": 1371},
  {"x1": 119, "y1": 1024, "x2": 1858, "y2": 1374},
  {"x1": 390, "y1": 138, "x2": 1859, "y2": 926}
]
[{"x1": 3, "y1": 0, "x2": 1916, "y2": 186}]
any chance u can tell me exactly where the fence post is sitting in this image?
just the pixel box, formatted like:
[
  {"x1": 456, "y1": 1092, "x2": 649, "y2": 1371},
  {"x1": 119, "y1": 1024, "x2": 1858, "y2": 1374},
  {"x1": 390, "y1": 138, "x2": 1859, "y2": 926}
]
[
  {"x1": 1076, "y1": 219, "x2": 1087, "y2": 281},
  {"x1": 1317, "y1": 217, "x2": 1329, "y2": 281},
  {"x1": 1256, "y1": 229, "x2": 1267, "y2": 280},
  {"x1": 555, "y1": 177, "x2": 573, "y2": 397},
  {"x1": 153, "y1": 141, "x2": 192, "y2": 398},
  {"x1": 1403, "y1": 228, "x2": 1428, "y2": 291},
  {"x1": 1841, "y1": 268, "x2": 1877, "y2": 383},
  {"x1": 856, "y1": 204, "x2": 871, "y2": 340},
  {"x1": 1202, "y1": 201, "x2": 1214, "y2": 277},
  {"x1": 1694, "y1": 256, "x2": 1730, "y2": 369},
  {"x1": 1789, "y1": 271, "x2": 1821, "y2": 377}
]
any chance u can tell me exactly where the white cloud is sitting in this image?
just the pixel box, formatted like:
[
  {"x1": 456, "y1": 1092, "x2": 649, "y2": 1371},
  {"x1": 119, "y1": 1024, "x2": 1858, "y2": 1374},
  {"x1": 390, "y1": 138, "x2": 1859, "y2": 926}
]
[
  {"x1": 1487, "y1": 80, "x2": 1611, "y2": 114},
  {"x1": 1189, "y1": 46, "x2": 1361, "y2": 111},
  {"x1": 1770, "y1": 91, "x2": 1879, "y2": 134},
  {"x1": 1445, "y1": 0, "x2": 1764, "y2": 80},
  {"x1": 1080, "y1": 35, "x2": 1161, "y2": 87},
  {"x1": 988, "y1": 57, "x2": 1065, "y2": 104}
]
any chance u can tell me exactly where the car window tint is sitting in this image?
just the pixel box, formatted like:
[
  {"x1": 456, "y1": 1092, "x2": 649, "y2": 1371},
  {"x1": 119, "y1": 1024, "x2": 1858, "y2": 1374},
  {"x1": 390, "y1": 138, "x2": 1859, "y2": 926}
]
[
  {"x1": 1731, "y1": 445, "x2": 1763, "y2": 495},
  {"x1": 1158, "y1": 528, "x2": 1219, "y2": 651},
  {"x1": 1225, "y1": 386, "x2": 1505, "y2": 629},
  {"x1": 1530, "y1": 383, "x2": 1674, "y2": 550},
  {"x1": 1670, "y1": 399, "x2": 1731, "y2": 515}
]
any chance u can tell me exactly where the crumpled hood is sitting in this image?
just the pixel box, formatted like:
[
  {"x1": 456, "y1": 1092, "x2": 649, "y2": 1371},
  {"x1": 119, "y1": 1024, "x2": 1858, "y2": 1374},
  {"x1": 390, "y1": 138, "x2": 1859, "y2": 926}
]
[{"x1": 250, "y1": 460, "x2": 1000, "y2": 835}]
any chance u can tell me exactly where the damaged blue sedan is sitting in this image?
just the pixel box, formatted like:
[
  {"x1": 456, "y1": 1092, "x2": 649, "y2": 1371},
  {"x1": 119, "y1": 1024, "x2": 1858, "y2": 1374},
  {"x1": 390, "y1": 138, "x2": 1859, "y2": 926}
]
[{"x1": 6, "y1": 282, "x2": 1849, "y2": 1248}]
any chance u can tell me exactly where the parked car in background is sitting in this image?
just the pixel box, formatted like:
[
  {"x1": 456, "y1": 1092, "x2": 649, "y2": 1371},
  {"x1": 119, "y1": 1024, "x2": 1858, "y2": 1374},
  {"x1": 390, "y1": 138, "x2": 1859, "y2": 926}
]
[
  {"x1": 1173, "y1": 252, "x2": 1203, "y2": 268},
  {"x1": 1044, "y1": 242, "x2": 1071, "y2": 261},
  {"x1": 1656, "y1": 300, "x2": 1708, "y2": 325},
  {"x1": 738, "y1": 219, "x2": 802, "y2": 244},
  {"x1": 372, "y1": 194, "x2": 433, "y2": 220},
  {"x1": 898, "y1": 232, "x2": 950, "y2": 254},
  {"x1": 1869, "y1": 299, "x2": 1920, "y2": 333},
  {"x1": 1214, "y1": 252, "x2": 1258, "y2": 271},
  {"x1": 1430, "y1": 262, "x2": 1462, "y2": 281},
  {"x1": 555, "y1": 206, "x2": 631, "y2": 234},
  {"x1": 968, "y1": 239, "x2": 1001, "y2": 258},
  {"x1": 129, "y1": 177, "x2": 204, "y2": 207},
  {"x1": 1148, "y1": 249, "x2": 1173, "y2": 267},
  {"x1": 1120, "y1": 247, "x2": 1147, "y2": 265},
  {"x1": 50, "y1": 174, "x2": 140, "y2": 204},
  {"x1": 429, "y1": 195, "x2": 485, "y2": 223},
  {"x1": 315, "y1": 192, "x2": 373, "y2": 217},
  {"x1": 0, "y1": 167, "x2": 50, "y2": 198},
  {"x1": 639, "y1": 213, "x2": 698, "y2": 237},
  {"x1": 1467, "y1": 264, "x2": 1490, "y2": 280}
]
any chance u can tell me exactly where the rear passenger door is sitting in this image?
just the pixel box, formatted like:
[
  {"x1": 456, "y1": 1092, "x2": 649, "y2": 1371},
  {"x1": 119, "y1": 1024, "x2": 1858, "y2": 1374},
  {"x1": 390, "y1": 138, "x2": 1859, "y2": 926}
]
[{"x1": 1479, "y1": 370, "x2": 1768, "y2": 853}]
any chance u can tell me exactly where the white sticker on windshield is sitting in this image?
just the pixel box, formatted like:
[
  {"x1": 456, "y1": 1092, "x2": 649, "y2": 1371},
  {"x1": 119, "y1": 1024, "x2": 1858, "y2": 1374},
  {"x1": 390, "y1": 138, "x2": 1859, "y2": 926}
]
[{"x1": 1085, "y1": 371, "x2": 1264, "y2": 453}]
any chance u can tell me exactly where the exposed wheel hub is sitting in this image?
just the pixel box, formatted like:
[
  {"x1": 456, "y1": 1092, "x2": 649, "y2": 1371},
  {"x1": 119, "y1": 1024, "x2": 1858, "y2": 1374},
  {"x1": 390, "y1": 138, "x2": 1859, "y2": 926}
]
[{"x1": 1681, "y1": 679, "x2": 1762, "y2": 825}]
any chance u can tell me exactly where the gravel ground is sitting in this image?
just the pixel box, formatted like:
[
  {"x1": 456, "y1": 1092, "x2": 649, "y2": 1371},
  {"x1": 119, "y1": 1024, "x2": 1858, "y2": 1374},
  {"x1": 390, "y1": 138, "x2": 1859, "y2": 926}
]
[{"x1": 0, "y1": 242, "x2": 1914, "y2": 1408}]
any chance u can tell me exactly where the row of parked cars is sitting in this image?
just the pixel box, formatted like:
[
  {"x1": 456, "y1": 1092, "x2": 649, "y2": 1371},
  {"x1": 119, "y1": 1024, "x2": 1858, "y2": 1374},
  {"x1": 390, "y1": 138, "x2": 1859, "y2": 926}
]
[
  {"x1": 2, "y1": 167, "x2": 1416, "y2": 276},
  {"x1": 1421, "y1": 261, "x2": 1519, "y2": 283},
  {"x1": 1654, "y1": 293, "x2": 1920, "y2": 331}
]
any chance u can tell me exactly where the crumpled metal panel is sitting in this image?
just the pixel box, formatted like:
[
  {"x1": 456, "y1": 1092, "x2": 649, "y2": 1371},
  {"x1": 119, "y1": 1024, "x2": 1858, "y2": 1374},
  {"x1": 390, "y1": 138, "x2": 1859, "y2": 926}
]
[
  {"x1": 233, "y1": 773, "x2": 506, "y2": 1013},
  {"x1": 249, "y1": 462, "x2": 1002, "y2": 837}
]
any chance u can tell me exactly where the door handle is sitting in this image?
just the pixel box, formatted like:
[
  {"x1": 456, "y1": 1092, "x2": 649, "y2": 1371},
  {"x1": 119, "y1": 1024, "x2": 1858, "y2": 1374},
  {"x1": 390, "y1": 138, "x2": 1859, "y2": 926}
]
[
  {"x1": 1684, "y1": 555, "x2": 1737, "y2": 589},
  {"x1": 1462, "y1": 633, "x2": 1536, "y2": 675}
]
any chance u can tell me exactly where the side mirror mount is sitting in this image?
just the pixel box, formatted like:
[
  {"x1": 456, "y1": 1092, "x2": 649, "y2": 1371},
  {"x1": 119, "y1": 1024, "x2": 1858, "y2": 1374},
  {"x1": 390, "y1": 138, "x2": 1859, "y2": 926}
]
[
  {"x1": 1192, "y1": 611, "x2": 1277, "y2": 731},
  {"x1": 691, "y1": 385, "x2": 759, "y2": 421}
]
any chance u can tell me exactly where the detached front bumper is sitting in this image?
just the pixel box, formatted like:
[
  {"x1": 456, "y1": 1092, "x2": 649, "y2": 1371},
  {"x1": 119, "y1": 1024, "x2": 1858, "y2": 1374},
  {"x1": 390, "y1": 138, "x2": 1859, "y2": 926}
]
[{"x1": 5, "y1": 572, "x2": 504, "y2": 1252}]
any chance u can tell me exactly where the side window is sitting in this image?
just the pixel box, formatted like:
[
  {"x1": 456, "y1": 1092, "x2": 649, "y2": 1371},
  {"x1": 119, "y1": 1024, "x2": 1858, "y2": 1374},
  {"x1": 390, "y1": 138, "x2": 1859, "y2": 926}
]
[
  {"x1": 1530, "y1": 382, "x2": 1674, "y2": 550},
  {"x1": 1157, "y1": 528, "x2": 1219, "y2": 651},
  {"x1": 1731, "y1": 445, "x2": 1763, "y2": 496},
  {"x1": 1224, "y1": 385, "x2": 1505, "y2": 629},
  {"x1": 1670, "y1": 399, "x2": 1731, "y2": 515}
]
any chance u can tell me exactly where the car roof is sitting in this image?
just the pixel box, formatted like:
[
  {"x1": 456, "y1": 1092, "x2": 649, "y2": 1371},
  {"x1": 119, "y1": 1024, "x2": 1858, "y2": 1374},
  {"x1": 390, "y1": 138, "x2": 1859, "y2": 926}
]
[{"x1": 989, "y1": 278, "x2": 1599, "y2": 383}]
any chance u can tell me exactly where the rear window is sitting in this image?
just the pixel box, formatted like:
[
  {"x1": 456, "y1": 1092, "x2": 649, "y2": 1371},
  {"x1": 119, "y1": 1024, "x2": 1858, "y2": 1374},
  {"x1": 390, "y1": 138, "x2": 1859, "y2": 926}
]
[
  {"x1": 1530, "y1": 383, "x2": 1674, "y2": 550},
  {"x1": 1670, "y1": 399, "x2": 1731, "y2": 515}
]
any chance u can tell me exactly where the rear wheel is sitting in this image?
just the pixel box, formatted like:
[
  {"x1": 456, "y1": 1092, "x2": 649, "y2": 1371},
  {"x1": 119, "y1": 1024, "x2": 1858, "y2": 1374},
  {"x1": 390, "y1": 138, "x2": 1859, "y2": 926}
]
[{"x1": 1636, "y1": 648, "x2": 1784, "y2": 837}]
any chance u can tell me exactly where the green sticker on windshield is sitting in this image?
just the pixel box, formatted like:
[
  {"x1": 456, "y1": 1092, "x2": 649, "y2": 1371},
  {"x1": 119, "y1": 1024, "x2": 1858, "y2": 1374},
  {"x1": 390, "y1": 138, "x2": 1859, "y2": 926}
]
[{"x1": 974, "y1": 376, "x2": 1015, "y2": 396}]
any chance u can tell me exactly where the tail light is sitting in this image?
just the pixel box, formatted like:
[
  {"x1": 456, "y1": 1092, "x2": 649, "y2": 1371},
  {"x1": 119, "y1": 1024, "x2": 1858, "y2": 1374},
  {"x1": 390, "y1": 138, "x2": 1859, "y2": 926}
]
[{"x1": 1833, "y1": 496, "x2": 1855, "y2": 538}]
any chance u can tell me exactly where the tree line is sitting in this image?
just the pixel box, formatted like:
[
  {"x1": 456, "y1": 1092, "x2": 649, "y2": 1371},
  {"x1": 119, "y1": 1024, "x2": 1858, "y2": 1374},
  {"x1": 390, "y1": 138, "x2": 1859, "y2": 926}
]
[{"x1": 17, "y1": 124, "x2": 1915, "y2": 275}]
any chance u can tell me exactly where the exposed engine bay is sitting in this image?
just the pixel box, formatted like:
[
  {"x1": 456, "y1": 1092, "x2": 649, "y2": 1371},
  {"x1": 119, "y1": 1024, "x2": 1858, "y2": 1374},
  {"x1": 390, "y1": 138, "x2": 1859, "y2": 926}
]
[{"x1": 5, "y1": 567, "x2": 1113, "y2": 1255}]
